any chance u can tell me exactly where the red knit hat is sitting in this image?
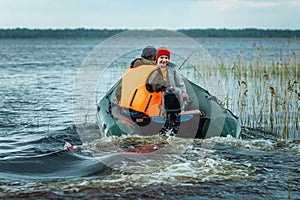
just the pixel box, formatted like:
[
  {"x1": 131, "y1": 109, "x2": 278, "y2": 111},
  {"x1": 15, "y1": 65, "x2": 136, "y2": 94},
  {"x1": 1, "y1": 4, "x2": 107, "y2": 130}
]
[{"x1": 157, "y1": 46, "x2": 170, "y2": 59}]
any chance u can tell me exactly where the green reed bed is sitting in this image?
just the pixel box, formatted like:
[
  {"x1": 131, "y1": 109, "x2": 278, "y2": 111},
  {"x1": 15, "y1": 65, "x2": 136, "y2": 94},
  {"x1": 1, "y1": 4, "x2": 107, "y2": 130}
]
[{"x1": 192, "y1": 43, "x2": 299, "y2": 139}]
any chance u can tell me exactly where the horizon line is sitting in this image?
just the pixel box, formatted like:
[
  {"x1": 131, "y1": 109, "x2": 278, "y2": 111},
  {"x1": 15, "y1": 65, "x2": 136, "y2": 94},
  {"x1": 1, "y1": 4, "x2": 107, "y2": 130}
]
[{"x1": 1, "y1": 27, "x2": 300, "y2": 31}]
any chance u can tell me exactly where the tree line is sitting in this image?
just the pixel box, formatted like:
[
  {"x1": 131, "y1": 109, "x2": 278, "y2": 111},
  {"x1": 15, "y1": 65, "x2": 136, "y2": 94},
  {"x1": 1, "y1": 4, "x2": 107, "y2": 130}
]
[
  {"x1": 178, "y1": 28, "x2": 300, "y2": 38},
  {"x1": 0, "y1": 28, "x2": 299, "y2": 38},
  {"x1": 0, "y1": 28, "x2": 125, "y2": 39}
]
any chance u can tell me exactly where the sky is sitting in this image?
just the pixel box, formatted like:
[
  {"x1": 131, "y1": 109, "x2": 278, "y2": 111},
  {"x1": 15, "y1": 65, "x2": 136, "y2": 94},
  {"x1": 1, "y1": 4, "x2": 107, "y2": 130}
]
[{"x1": 0, "y1": 0, "x2": 299, "y2": 30}]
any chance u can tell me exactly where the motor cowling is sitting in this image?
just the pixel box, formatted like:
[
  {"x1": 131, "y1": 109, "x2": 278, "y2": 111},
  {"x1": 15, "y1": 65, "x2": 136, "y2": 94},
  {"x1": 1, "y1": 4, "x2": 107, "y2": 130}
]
[{"x1": 162, "y1": 87, "x2": 184, "y2": 114}]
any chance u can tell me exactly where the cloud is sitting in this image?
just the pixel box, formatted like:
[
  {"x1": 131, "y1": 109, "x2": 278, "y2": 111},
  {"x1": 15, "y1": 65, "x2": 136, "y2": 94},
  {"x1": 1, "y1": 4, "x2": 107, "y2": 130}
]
[
  {"x1": 240, "y1": 1, "x2": 282, "y2": 9},
  {"x1": 194, "y1": 0, "x2": 284, "y2": 11},
  {"x1": 0, "y1": 0, "x2": 299, "y2": 29},
  {"x1": 291, "y1": 0, "x2": 300, "y2": 6}
]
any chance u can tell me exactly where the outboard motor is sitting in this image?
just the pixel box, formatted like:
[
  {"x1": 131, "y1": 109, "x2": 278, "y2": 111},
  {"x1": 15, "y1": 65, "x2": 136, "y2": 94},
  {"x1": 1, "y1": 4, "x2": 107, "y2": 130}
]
[
  {"x1": 162, "y1": 87, "x2": 184, "y2": 114},
  {"x1": 160, "y1": 88, "x2": 184, "y2": 136}
]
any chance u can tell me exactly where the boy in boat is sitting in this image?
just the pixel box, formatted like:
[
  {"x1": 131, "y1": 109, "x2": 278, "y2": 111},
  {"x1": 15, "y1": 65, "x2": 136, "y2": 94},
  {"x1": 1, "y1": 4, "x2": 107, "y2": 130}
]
[
  {"x1": 156, "y1": 46, "x2": 189, "y2": 101},
  {"x1": 155, "y1": 46, "x2": 192, "y2": 135}
]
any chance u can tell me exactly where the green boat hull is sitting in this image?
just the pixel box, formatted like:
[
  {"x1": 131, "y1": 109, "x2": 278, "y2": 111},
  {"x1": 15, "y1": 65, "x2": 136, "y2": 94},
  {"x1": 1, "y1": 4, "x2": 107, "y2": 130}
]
[{"x1": 96, "y1": 78, "x2": 241, "y2": 139}]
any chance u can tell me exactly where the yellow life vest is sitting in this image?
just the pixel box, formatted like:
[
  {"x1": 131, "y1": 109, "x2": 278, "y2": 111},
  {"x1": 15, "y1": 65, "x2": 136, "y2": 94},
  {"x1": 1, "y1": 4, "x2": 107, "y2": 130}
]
[{"x1": 119, "y1": 65, "x2": 162, "y2": 116}]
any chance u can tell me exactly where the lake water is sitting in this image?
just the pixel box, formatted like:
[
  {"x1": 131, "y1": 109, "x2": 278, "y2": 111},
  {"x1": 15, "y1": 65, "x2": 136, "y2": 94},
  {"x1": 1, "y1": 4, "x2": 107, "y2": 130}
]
[{"x1": 0, "y1": 36, "x2": 299, "y2": 199}]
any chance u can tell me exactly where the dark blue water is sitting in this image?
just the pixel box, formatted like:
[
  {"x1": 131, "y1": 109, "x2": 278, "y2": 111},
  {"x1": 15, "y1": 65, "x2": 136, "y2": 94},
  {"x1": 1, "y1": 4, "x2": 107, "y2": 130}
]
[{"x1": 0, "y1": 38, "x2": 299, "y2": 199}]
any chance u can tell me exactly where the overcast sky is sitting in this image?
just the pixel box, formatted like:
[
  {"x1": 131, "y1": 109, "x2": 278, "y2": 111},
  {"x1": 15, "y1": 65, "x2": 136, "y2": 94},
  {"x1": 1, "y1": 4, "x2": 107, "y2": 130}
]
[{"x1": 0, "y1": 0, "x2": 299, "y2": 30}]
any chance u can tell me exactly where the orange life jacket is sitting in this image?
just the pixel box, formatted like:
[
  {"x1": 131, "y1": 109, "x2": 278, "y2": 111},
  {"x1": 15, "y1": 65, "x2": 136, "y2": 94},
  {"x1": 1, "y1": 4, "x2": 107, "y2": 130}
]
[{"x1": 119, "y1": 65, "x2": 162, "y2": 116}]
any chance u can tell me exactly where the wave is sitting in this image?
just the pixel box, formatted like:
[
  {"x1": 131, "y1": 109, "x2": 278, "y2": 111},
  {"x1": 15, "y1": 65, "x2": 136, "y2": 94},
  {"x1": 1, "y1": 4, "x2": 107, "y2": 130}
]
[
  {"x1": 1, "y1": 124, "x2": 299, "y2": 183},
  {"x1": 0, "y1": 150, "x2": 111, "y2": 181}
]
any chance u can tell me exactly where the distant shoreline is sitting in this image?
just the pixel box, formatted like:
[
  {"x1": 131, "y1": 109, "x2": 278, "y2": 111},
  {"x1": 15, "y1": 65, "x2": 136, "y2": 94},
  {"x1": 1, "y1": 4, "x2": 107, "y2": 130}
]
[{"x1": 0, "y1": 28, "x2": 299, "y2": 39}]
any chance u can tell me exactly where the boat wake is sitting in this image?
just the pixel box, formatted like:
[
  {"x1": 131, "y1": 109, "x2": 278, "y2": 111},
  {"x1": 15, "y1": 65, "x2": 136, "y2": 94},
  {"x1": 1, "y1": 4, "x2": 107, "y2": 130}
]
[{"x1": 1, "y1": 124, "x2": 300, "y2": 199}]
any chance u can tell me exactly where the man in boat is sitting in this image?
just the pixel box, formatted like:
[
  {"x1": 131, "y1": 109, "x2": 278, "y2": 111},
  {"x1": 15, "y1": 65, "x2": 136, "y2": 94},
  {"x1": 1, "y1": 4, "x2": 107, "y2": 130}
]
[{"x1": 115, "y1": 46, "x2": 167, "y2": 126}]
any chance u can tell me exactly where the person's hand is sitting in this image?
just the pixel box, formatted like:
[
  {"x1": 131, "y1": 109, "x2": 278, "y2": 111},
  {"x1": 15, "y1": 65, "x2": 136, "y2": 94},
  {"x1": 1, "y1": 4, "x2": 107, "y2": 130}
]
[
  {"x1": 111, "y1": 98, "x2": 118, "y2": 105},
  {"x1": 182, "y1": 93, "x2": 189, "y2": 101}
]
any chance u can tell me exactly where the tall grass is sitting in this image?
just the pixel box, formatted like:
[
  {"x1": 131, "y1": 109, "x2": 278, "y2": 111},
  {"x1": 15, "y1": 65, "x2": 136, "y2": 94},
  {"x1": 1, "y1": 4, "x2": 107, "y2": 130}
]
[{"x1": 194, "y1": 40, "x2": 299, "y2": 139}]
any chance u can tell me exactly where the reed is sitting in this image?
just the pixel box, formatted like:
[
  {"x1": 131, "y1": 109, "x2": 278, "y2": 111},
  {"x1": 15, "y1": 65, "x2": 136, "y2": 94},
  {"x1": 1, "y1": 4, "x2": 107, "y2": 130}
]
[
  {"x1": 84, "y1": 111, "x2": 89, "y2": 128},
  {"x1": 199, "y1": 40, "x2": 300, "y2": 139},
  {"x1": 48, "y1": 118, "x2": 51, "y2": 134},
  {"x1": 288, "y1": 166, "x2": 295, "y2": 199}
]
